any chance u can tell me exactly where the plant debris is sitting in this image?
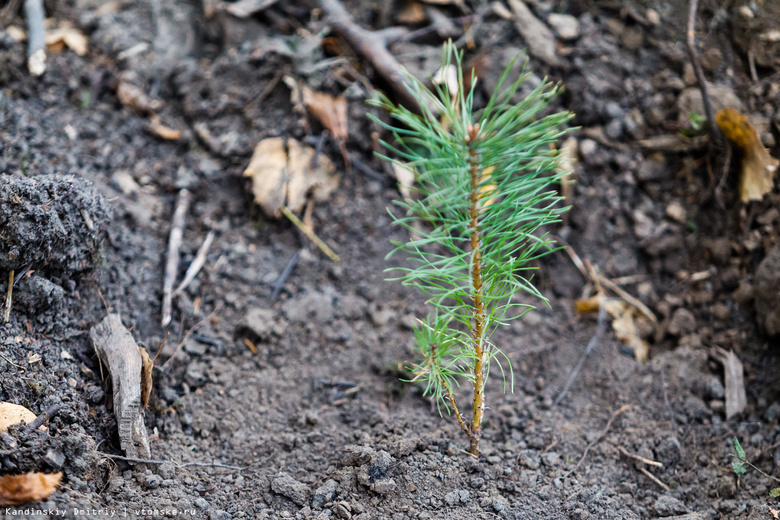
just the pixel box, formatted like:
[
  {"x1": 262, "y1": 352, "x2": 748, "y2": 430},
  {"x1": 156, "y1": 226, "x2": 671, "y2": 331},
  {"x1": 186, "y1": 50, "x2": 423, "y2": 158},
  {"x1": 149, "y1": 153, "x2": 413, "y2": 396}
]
[
  {"x1": 0, "y1": 473, "x2": 62, "y2": 506},
  {"x1": 576, "y1": 294, "x2": 651, "y2": 362},
  {"x1": 716, "y1": 108, "x2": 779, "y2": 202},
  {"x1": 0, "y1": 402, "x2": 37, "y2": 431}
]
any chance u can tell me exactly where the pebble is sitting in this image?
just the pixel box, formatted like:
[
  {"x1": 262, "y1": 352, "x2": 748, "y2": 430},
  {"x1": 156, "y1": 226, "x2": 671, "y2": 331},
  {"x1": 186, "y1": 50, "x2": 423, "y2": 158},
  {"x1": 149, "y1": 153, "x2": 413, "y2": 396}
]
[
  {"x1": 668, "y1": 308, "x2": 696, "y2": 336},
  {"x1": 43, "y1": 449, "x2": 65, "y2": 469},
  {"x1": 519, "y1": 449, "x2": 541, "y2": 470},
  {"x1": 653, "y1": 494, "x2": 688, "y2": 516},
  {"x1": 271, "y1": 472, "x2": 311, "y2": 506},
  {"x1": 209, "y1": 511, "x2": 231, "y2": 520},
  {"x1": 547, "y1": 13, "x2": 579, "y2": 40},
  {"x1": 158, "y1": 461, "x2": 176, "y2": 479},
  {"x1": 144, "y1": 474, "x2": 162, "y2": 489},
  {"x1": 243, "y1": 307, "x2": 275, "y2": 338},
  {"x1": 312, "y1": 479, "x2": 339, "y2": 508},
  {"x1": 766, "y1": 402, "x2": 780, "y2": 423}
]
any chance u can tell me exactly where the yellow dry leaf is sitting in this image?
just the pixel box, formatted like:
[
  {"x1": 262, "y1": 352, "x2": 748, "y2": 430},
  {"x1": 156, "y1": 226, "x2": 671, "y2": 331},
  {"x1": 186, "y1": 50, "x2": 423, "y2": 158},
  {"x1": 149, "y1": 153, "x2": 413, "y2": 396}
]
[
  {"x1": 302, "y1": 86, "x2": 348, "y2": 142},
  {"x1": 575, "y1": 295, "x2": 650, "y2": 362},
  {"x1": 287, "y1": 138, "x2": 338, "y2": 210},
  {"x1": 45, "y1": 25, "x2": 88, "y2": 56},
  {"x1": 148, "y1": 114, "x2": 182, "y2": 140},
  {"x1": 244, "y1": 137, "x2": 288, "y2": 218},
  {"x1": 0, "y1": 402, "x2": 36, "y2": 431},
  {"x1": 139, "y1": 347, "x2": 153, "y2": 410},
  {"x1": 0, "y1": 473, "x2": 62, "y2": 506},
  {"x1": 716, "y1": 108, "x2": 779, "y2": 202},
  {"x1": 244, "y1": 138, "x2": 339, "y2": 218}
]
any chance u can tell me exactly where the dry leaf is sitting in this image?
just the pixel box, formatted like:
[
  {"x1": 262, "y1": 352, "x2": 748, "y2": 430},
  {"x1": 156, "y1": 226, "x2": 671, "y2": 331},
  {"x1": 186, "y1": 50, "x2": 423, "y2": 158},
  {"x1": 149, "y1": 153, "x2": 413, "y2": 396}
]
[
  {"x1": 302, "y1": 86, "x2": 348, "y2": 142},
  {"x1": 139, "y1": 347, "x2": 153, "y2": 410},
  {"x1": 45, "y1": 25, "x2": 88, "y2": 55},
  {"x1": 244, "y1": 138, "x2": 339, "y2": 218},
  {"x1": 0, "y1": 403, "x2": 36, "y2": 431},
  {"x1": 287, "y1": 138, "x2": 338, "y2": 209},
  {"x1": 559, "y1": 136, "x2": 578, "y2": 207},
  {"x1": 716, "y1": 108, "x2": 779, "y2": 202},
  {"x1": 117, "y1": 80, "x2": 161, "y2": 114},
  {"x1": 149, "y1": 114, "x2": 182, "y2": 140},
  {"x1": 576, "y1": 295, "x2": 650, "y2": 362},
  {"x1": 0, "y1": 473, "x2": 62, "y2": 506},
  {"x1": 396, "y1": 1, "x2": 427, "y2": 24}
]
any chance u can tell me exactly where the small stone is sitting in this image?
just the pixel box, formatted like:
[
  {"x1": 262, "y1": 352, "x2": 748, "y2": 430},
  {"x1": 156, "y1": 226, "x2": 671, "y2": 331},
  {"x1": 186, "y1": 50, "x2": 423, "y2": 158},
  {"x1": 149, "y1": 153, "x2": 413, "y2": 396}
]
[
  {"x1": 765, "y1": 402, "x2": 780, "y2": 423},
  {"x1": 44, "y1": 449, "x2": 65, "y2": 469},
  {"x1": 369, "y1": 478, "x2": 397, "y2": 495},
  {"x1": 665, "y1": 201, "x2": 687, "y2": 223},
  {"x1": 579, "y1": 139, "x2": 597, "y2": 158},
  {"x1": 444, "y1": 490, "x2": 460, "y2": 506},
  {"x1": 711, "y1": 303, "x2": 730, "y2": 321},
  {"x1": 144, "y1": 474, "x2": 162, "y2": 489},
  {"x1": 195, "y1": 498, "x2": 209, "y2": 510},
  {"x1": 541, "y1": 452, "x2": 560, "y2": 466},
  {"x1": 646, "y1": 8, "x2": 660, "y2": 25},
  {"x1": 668, "y1": 308, "x2": 696, "y2": 336},
  {"x1": 209, "y1": 511, "x2": 231, "y2": 520},
  {"x1": 547, "y1": 13, "x2": 579, "y2": 40},
  {"x1": 491, "y1": 498, "x2": 508, "y2": 512},
  {"x1": 158, "y1": 461, "x2": 176, "y2": 480},
  {"x1": 333, "y1": 503, "x2": 351, "y2": 519},
  {"x1": 717, "y1": 476, "x2": 736, "y2": 498},
  {"x1": 519, "y1": 449, "x2": 541, "y2": 470},
  {"x1": 272, "y1": 472, "x2": 311, "y2": 506},
  {"x1": 312, "y1": 479, "x2": 339, "y2": 508},
  {"x1": 654, "y1": 494, "x2": 687, "y2": 516},
  {"x1": 84, "y1": 385, "x2": 105, "y2": 404},
  {"x1": 243, "y1": 308, "x2": 275, "y2": 338}
]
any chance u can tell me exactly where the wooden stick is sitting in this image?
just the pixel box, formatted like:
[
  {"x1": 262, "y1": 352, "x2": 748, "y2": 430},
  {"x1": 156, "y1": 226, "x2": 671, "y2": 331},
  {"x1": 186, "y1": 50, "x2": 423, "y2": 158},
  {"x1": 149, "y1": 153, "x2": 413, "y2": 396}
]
[
  {"x1": 317, "y1": 0, "x2": 420, "y2": 111},
  {"x1": 281, "y1": 206, "x2": 341, "y2": 263},
  {"x1": 161, "y1": 189, "x2": 191, "y2": 327},
  {"x1": 24, "y1": 0, "x2": 45, "y2": 76},
  {"x1": 175, "y1": 230, "x2": 214, "y2": 295},
  {"x1": 618, "y1": 445, "x2": 663, "y2": 467},
  {"x1": 3, "y1": 269, "x2": 14, "y2": 324},
  {"x1": 639, "y1": 466, "x2": 670, "y2": 491}
]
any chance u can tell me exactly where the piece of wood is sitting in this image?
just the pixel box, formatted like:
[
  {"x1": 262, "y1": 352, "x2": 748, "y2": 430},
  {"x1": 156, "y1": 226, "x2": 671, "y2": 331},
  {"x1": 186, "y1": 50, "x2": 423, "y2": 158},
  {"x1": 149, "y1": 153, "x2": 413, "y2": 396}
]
[
  {"x1": 714, "y1": 347, "x2": 747, "y2": 420},
  {"x1": 161, "y1": 189, "x2": 191, "y2": 327},
  {"x1": 90, "y1": 314, "x2": 151, "y2": 459}
]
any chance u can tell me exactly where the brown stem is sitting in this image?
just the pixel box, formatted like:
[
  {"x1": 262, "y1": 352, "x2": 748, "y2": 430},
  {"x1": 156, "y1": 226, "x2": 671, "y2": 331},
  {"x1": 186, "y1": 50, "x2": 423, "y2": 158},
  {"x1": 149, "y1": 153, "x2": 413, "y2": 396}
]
[
  {"x1": 467, "y1": 124, "x2": 485, "y2": 457},
  {"x1": 430, "y1": 343, "x2": 470, "y2": 438}
]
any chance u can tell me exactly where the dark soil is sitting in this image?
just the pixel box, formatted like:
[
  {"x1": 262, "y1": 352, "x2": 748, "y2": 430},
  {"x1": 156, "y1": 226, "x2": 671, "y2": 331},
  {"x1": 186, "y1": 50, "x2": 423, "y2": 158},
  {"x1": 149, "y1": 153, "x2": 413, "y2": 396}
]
[{"x1": 1, "y1": 1, "x2": 780, "y2": 519}]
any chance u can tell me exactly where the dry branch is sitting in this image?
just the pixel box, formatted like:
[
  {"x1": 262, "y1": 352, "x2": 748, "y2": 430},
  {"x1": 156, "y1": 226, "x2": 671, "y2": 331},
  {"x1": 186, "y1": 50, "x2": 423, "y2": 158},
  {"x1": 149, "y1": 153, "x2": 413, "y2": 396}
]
[{"x1": 161, "y1": 189, "x2": 192, "y2": 327}]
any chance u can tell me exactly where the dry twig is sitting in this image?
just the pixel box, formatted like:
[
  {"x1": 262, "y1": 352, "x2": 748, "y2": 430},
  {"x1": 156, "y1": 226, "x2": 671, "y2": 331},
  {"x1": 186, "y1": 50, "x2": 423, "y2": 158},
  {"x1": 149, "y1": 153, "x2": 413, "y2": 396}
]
[
  {"x1": 685, "y1": 0, "x2": 722, "y2": 142},
  {"x1": 3, "y1": 270, "x2": 14, "y2": 324},
  {"x1": 317, "y1": 0, "x2": 420, "y2": 111},
  {"x1": 161, "y1": 189, "x2": 192, "y2": 327},
  {"x1": 175, "y1": 230, "x2": 214, "y2": 295},
  {"x1": 281, "y1": 206, "x2": 341, "y2": 263}
]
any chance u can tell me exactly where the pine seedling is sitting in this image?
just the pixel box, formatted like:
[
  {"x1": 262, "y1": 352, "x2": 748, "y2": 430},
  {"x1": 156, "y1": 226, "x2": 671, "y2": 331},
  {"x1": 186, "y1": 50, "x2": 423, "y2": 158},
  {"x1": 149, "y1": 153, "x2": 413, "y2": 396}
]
[{"x1": 369, "y1": 42, "x2": 573, "y2": 457}]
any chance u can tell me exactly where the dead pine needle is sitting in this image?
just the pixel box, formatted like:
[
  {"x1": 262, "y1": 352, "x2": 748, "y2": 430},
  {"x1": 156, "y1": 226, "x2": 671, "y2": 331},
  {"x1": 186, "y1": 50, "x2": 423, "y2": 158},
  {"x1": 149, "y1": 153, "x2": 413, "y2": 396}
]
[
  {"x1": 564, "y1": 404, "x2": 630, "y2": 479},
  {"x1": 281, "y1": 206, "x2": 341, "y2": 263}
]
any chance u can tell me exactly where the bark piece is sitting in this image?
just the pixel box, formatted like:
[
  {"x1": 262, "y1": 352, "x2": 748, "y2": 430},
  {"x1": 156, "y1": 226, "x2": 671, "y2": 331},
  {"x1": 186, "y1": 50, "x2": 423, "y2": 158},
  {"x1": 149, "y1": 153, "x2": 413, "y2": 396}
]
[{"x1": 90, "y1": 314, "x2": 151, "y2": 459}]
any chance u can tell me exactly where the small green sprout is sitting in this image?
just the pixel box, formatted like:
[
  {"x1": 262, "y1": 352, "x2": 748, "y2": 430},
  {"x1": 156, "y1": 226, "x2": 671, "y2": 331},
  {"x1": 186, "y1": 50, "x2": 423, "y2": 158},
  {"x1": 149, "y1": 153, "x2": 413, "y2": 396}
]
[
  {"x1": 369, "y1": 42, "x2": 573, "y2": 456},
  {"x1": 730, "y1": 437, "x2": 780, "y2": 497}
]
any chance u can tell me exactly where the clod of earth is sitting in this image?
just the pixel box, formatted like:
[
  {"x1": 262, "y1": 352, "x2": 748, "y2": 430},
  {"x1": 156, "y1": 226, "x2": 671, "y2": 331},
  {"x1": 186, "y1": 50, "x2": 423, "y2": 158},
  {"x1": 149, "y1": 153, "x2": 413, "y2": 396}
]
[{"x1": 0, "y1": 174, "x2": 111, "y2": 277}]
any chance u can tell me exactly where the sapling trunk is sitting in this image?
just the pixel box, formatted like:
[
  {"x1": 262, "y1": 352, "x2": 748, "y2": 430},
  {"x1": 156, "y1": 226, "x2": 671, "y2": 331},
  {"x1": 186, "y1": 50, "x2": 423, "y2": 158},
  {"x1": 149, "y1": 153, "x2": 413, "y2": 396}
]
[{"x1": 370, "y1": 42, "x2": 573, "y2": 457}]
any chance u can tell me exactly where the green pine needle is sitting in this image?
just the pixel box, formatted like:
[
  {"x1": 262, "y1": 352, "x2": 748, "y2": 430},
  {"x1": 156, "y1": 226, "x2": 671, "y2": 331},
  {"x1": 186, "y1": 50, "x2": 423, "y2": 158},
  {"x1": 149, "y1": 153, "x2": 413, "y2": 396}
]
[{"x1": 369, "y1": 41, "x2": 573, "y2": 455}]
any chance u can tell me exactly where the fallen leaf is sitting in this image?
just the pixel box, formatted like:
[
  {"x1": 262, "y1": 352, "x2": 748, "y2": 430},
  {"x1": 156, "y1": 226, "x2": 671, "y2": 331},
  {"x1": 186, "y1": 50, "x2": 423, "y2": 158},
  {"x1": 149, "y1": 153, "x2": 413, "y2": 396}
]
[
  {"x1": 716, "y1": 108, "x2": 779, "y2": 202},
  {"x1": 287, "y1": 137, "x2": 338, "y2": 209},
  {"x1": 149, "y1": 114, "x2": 182, "y2": 140},
  {"x1": 302, "y1": 86, "x2": 348, "y2": 142},
  {"x1": 244, "y1": 137, "x2": 339, "y2": 218},
  {"x1": 139, "y1": 347, "x2": 153, "y2": 410},
  {"x1": 396, "y1": 1, "x2": 427, "y2": 24},
  {"x1": 45, "y1": 25, "x2": 88, "y2": 55},
  {"x1": 576, "y1": 294, "x2": 650, "y2": 362},
  {"x1": 0, "y1": 473, "x2": 62, "y2": 506},
  {"x1": 0, "y1": 402, "x2": 36, "y2": 432},
  {"x1": 244, "y1": 137, "x2": 288, "y2": 218}
]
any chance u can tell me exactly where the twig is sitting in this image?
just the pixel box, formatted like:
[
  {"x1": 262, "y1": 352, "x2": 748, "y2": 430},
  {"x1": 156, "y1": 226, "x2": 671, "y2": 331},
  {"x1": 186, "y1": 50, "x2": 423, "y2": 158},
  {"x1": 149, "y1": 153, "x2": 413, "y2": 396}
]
[
  {"x1": 175, "y1": 230, "x2": 214, "y2": 295},
  {"x1": 95, "y1": 452, "x2": 246, "y2": 471},
  {"x1": 564, "y1": 404, "x2": 630, "y2": 478},
  {"x1": 24, "y1": 0, "x2": 45, "y2": 76},
  {"x1": 27, "y1": 404, "x2": 63, "y2": 430},
  {"x1": 685, "y1": 0, "x2": 722, "y2": 142},
  {"x1": 272, "y1": 249, "x2": 301, "y2": 300},
  {"x1": 3, "y1": 269, "x2": 14, "y2": 324},
  {"x1": 639, "y1": 466, "x2": 670, "y2": 491},
  {"x1": 317, "y1": 0, "x2": 420, "y2": 111},
  {"x1": 554, "y1": 303, "x2": 607, "y2": 406},
  {"x1": 0, "y1": 351, "x2": 22, "y2": 369},
  {"x1": 161, "y1": 189, "x2": 192, "y2": 327},
  {"x1": 281, "y1": 206, "x2": 341, "y2": 263},
  {"x1": 618, "y1": 445, "x2": 663, "y2": 467}
]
